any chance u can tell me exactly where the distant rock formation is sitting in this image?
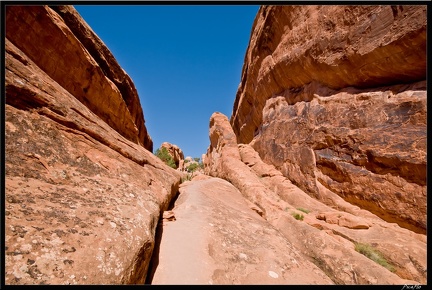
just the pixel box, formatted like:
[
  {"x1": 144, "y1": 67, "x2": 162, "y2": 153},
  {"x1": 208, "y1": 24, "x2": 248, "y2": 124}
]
[
  {"x1": 204, "y1": 112, "x2": 425, "y2": 284},
  {"x1": 5, "y1": 5, "x2": 181, "y2": 284},
  {"x1": 160, "y1": 142, "x2": 184, "y2": 169},
  {"x1": 229, "y1": 5, "x2": 427, "y2": 234}
]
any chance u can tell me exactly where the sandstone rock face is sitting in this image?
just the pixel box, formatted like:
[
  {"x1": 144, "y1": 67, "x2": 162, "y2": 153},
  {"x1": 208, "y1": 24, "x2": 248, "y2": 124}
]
[
  {"x1": 160, "y1": 142, "x2": 184, "y2": 169},
  {"x1": 230, "y1": 5, "x2": 427, "y2": 234},
  {"x1": 5, "y1": 6, "x2": 181, "y2": 285},
  {"x1": 204, "y1": 112, "x2": 425, "y2": 284},
  {"x1": 149, "y1": 177, "x2": 333, "y2": 285},
  {"x1": 6, "y1": 5, "x2": 153, "y2": 151}
]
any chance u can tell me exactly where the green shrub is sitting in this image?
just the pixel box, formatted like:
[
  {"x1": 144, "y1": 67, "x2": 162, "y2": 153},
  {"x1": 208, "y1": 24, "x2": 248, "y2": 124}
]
[
  {"x1": 354, "y1": 242, "x2": 395, "y2": 272},
  {"x1": 296, "y1": 207, "x2": 310, "y2": 214},
  {"x1": 291, "y1": 213, "x2": 304, "y2": 221},
  {"x1": 186, "y1": 162, "x2": 199, "y2": 173},
  {"x1": 155, "y1": 147, "x2": 176, "y2": 169},
  {"x1": 194, "y1": 157, "x2": 201, "y2": 163}
]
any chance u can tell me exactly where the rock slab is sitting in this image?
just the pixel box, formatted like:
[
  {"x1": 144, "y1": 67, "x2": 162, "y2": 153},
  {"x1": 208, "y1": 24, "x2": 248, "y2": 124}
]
[
  {"x1": 149, "y1": 177, "x2": 333, "y2": 285},
  {"x1": 5, "y1": 5, "x2": 181, "y2": 285}
]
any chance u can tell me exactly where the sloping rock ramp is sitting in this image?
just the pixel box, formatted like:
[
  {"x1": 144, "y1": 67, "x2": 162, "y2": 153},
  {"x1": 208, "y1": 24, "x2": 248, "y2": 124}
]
[{"x1": 149, "y1": 175, "x2": 333, "y2": 285}]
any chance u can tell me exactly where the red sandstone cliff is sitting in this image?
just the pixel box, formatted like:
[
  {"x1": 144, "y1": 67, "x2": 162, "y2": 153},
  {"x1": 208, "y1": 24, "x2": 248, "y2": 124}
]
[
  {"x1": 5, "y1": 5, "x2": 180, "y2": 284},
  {"x1": 6, "y1": 5, "x2": 153, "y2": 150},
  {"x1": 229, "y1": 5, "x2": 427, "y2": 234},
  {"x1": 5, "y1": 4, "x2": 427, "y2": 285},
  {"x1": 204, "y1": 112, "x2": 425, "y2": 284}
]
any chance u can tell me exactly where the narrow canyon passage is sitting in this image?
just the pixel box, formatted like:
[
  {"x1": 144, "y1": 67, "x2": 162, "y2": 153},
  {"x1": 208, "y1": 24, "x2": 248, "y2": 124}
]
[
  {"x1": 4, "y1": 4, "x2": 426, "y2": 286},
  {"x1": 146, "y1": 175, "x2": 333, "y2": 285}
]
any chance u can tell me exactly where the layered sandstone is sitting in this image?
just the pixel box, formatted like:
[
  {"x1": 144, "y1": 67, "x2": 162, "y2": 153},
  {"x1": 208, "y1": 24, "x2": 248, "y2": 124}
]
[
  {"x1": 230, "y1": 5, "x2": 427, "y2": 234},
  {"x1": 5, "y1": 5, "x2": 181, "y2": 285},
  {"x1": 6, "y1": 5, "x2": 152, "y2": 150},
  {"x1": 204, "y1": 112, "x2": 425, "y2": 284}
]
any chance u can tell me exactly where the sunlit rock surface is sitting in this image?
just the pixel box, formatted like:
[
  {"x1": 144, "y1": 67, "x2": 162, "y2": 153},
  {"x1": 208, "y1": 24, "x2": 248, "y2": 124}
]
[
  {"x1": 230, "y1": 5, "x2": 426, "y2": 234},
  {"x1": 204, "y1": 112, "x2": 425, "y2": 284},
  {"x1": 5, "y1": 5, "x2": 181, "y2": 284}
]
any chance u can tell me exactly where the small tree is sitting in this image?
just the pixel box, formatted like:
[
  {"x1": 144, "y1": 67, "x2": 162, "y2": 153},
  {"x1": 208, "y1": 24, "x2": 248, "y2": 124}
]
[{"x1": 155, "y1": 147, "x2": 176, "y2": 169}]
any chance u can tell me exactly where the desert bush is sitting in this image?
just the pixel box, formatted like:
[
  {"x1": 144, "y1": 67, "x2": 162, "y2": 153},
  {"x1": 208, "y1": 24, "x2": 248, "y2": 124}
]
[
  {"x1": 354, "y1": 242, "x2": 395, "y2": 272},
  {"x1": 181, "y1": 174, "x2": 192, "y2": 182},
  {"x1": 186, "y1": 162, "x2": 199, "y2": 173},
  {"x1": 291, "y1": 212, "x2": 304, "y2": 221},
  {"x1": 155, "y1": 147, "x2": 176, "y2": 169}
]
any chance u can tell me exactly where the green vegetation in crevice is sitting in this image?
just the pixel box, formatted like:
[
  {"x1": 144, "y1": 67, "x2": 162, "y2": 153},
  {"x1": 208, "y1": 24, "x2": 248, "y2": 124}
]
[
  {"x1": 186, "y1": 162, "x2": 200, "y2": 173},
  {"x1": 354, "y1": 242, "x2": 396, "y2": 272},
  {"x1": 181, "y1": 174, "x2": 193, "y2": 183},
  {"x1": 291, "y1": 212, "x2": 304, "y2": 221},
  {"x1": 185, "y1": 157, "x2": 204, "y2": 173}
]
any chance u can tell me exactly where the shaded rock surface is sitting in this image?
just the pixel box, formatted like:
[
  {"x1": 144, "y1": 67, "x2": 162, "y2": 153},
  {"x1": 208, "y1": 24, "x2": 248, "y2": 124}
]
[
  {"x1": 230, "y1": 5, "x2": 427, "y2": 234},
  {"x1": 5, "y1": 5, "x2": 181, "y2": 285},
  {"x1": 204, "y1": 112, "x2": 425, "y2": 284}
]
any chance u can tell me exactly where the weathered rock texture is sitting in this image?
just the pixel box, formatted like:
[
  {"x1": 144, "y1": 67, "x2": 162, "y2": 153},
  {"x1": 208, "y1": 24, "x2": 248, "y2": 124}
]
[
  {"x1": 160, "y1": 142, "x2": 184, "y2": 169},
  {"x1": 5, "y1": 5, "x2": 181, "y2": 285},
  {"x1": 204, "y1": 112, "x2": 426, "y2": 284},
  {"x1": 230, "y1": 5, "x2": 427, "y2": 234},
  {"x1": 150, "y1": 176, "x2": 333, "y2": 285},
  {"x1": 6, "y1": 5, "x2": 153, "y2": 150}
]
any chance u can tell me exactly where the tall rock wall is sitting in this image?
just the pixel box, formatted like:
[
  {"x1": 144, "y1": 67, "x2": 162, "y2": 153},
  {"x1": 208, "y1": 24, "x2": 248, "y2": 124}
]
[
  {"x1": 230, "y1": 5, "x2": 427, "y2": 234},
  {"x1": 204, "y1": 112, "x2": 426, "y2": 284},
  {"x1": 5, "y1": 5, "x2": 180, "y2": 284},
  {"x1": 6, "y1": 5, "x2": 153, "y2": 150}
]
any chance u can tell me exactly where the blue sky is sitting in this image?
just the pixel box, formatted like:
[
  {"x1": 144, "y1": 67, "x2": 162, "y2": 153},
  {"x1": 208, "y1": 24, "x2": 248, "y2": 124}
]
[{"x1": 74, "y1": 5, "x2": 259, "y2": 159}]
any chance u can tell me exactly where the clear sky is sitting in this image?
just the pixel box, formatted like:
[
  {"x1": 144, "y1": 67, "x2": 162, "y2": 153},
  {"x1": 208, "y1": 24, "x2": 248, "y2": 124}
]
[{"x1": 74, "y1": 4, "x2": 259, "y2": 159}]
